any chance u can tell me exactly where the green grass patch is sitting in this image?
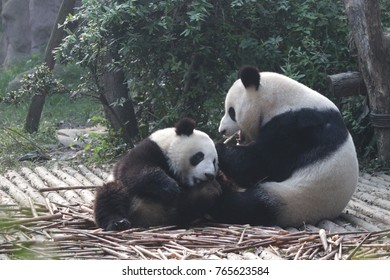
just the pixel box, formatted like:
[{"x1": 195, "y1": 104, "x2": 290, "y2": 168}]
[{"x1": 0, "y1": 94, "x2": 102, "y2": 172}]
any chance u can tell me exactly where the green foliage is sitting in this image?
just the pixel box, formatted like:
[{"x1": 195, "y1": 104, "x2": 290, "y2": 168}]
[
  {"x1": 0, "y1": 55, "x2": 41, "y2": 100},
  {"x1": 3, "y1": 64, "x2": 66, "y2": 104},
  {"x1": 0, "y1": 94, "x2": 102, "y2": 171},
  {"x1": 341, "y1": 96, "x2": 375, "y2": 157},
  {"x1": 381, "y1": 0, "x2": 390, "y2": 29},
  {"x1": 0, "y1": 123, "x2": 56, "y2": 171},
  {"x1": 82, "y1": 116, "x2": 128, "y2": 163},
  {"x1": 58, "y1": 0, "x2": 355, "y2": 140}
]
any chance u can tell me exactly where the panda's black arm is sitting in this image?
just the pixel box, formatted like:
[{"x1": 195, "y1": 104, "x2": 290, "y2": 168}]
[
  {"x1": 216, "y1": 142, "x2": 268, "y2": 187},
  {"x1": 127, "y1": 167, "x2": 181, "y2": 204},
  {"x1": 210, "y1": 184, "x2": 278, "y2": 225}
]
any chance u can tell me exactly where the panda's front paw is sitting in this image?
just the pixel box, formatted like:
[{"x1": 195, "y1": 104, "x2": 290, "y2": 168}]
[
  {"x1": 160, "y1": 183, "x2": 181, "y2": 202},
  {"x1": 106, "y1": 218, "x2": 131, "y2": 231}
]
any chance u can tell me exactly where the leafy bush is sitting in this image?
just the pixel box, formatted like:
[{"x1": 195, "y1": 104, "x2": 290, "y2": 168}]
[
  {"x1": 58, "y1": 0, "x2": 354, "y2": 141},
  {"x1": 3, "y1": 64, "x2": 66, "y2": 104},
  {"x1": 0, "y1": 55, "x2": 41, "y2": 101}
]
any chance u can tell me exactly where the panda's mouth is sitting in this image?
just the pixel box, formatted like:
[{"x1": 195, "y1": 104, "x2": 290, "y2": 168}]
[
  {"x1": 192, "y1": 176, "x2": 214, "y2": 186},
  {"x1": 223, "y1": 131, "x2": 249, "y2": 145},
  {"x1": 193, "y1": 177, "x2": 207, "y2": 185}
]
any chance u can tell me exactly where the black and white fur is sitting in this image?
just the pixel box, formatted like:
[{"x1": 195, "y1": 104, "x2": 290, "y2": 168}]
[
  {"x1": 94, "y1": 118, "x2": 221, "y2": 230},
  {"x1": 213, "y1": 66, "x2": 358, "y2": 227}
]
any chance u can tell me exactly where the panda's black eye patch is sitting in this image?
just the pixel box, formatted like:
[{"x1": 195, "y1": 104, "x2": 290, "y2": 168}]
[
  {"x1": 228, "y1": 107, "x2": 236, "y2": 122},
  {"x1": 190, "y1": 152, "x2": 204, "y2": 166}
]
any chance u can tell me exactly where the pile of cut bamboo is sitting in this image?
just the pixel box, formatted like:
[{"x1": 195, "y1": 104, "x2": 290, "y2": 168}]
[{"x1": 1, "y1": 202, "x2": 389, "y2": 260}]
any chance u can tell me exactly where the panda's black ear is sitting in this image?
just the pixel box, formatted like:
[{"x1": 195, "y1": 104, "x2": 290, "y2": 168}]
[
  {"x1": 239, "y1": 66, "x2": 260, "y2": 90},
  {"x1": 175, "y1": 118, "x2": 195, "y2": 136}
]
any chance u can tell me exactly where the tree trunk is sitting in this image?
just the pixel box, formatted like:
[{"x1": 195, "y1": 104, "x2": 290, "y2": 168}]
[
  {"x1": 327, "y1": 72, "x2": 367, "y2": 97},
  {"x1": 99, "y1": 51, "x2": 138, "y2": 145},
  {"x1": 344, "y1": 0, "x2": 390, "y2": 162},
  {"x1": 25, "y1": 0, "x2": 76, "y2": 133}
]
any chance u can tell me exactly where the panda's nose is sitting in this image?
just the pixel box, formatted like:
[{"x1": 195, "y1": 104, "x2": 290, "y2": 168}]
[
  {"x1": 205, "y1": 173, "x2": 215, "y2": 181},
  {"x1": 220, "y1": 129, "x2": 226, "y2": 135}
]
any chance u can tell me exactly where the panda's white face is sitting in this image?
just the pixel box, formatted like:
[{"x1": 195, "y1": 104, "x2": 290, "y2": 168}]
[
  {"x1": 219, "y1": 79, "x2": 261, "y2": 142},
  {"x1": 218, "y1": 79, "x2": 242, "y2": 137},
  {"x1": 150, "y1": 128, "x2": 218, "y2": 187}
]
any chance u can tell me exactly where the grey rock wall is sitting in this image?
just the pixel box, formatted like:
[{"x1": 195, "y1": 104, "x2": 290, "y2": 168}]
[{"x1": 0, "y1": 0, "x2": 62, "y2": 67}]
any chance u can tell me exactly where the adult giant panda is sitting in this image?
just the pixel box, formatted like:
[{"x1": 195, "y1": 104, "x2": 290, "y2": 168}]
[
  {"x1": 94, "y1": 118, "x2": 221, "y2": 231},
  {"x1": 213, "y1": 66, "x2": 359, "y2": 227}
]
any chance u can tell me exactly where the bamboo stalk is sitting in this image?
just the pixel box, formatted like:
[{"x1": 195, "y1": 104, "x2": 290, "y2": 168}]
[
  {"x1": 134, "y1": 245, "x2": 162, "y2": 260},
  {"x1": 102, "y1": 247, "x2": 130, "y2": 259},
  {"x1": 237, "y1": 227, "x2": 247, "y2": 245},
  {"x1": 157, "y1": 249, "x2": 168, "y2": 260},
  {"x1": 28, "y1": 197, "x2": 38, "y2": 218},
  {"x1": 346, "y1": 232, "x2": 373, "y2": 260},
  {"x1": 129, "y1": 245, "x2": 147, "y2": 260},
  {"x1": 1, "y1": 213, "x2": 63, "y2": 227},
  {"x1": 294, "y1": 244, "x2": 305, "y2": 260},
  {"x1": 319, "y1": 229, "x2": 328, "y2": 251},
  {"x1": 39, "y1": 185, "x2": 98, "y2": 192}
]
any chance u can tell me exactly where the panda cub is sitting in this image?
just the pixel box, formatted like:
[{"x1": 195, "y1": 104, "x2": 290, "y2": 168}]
[
  {"x1": 94, "y1": 118, "x2": 221, "y2": 231},
  {"x1": 213, "y1": 66, "x2": 359, "y2": 227}
]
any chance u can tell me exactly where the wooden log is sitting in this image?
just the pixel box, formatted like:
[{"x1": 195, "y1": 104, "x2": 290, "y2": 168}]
[
  {"x1": 0, "y1": 175, "x2": 30, "y2": 207},
  {"x1": 5, "y1": 170, "x2": 46, "y2": 205},
  {"x1": 0, "y1": 188, "x2": 16, "y2": 206},
  {"x1": 77, "y1": 165, "x2": 105, "y2": 185},
  {"x1": 348, "y1": 198, "x2": 390, "y2": 225},
  {"x1": 20, "y1": 167, "x2": 69, "y2": 206},
  {"x1": 34, "y1": 166, "x2": 82, "y2": 205},
  {"x1": 50, "y1": 168, "x2": 95, "y2": 204},
  {"x1": 327, "y1": 72, "x2": 367, "y2": 97}
]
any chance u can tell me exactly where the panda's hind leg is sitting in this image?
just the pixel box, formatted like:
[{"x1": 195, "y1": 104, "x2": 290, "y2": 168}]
[{"x1": 94, "y1": 181, "x2": 132, "y2": 231}]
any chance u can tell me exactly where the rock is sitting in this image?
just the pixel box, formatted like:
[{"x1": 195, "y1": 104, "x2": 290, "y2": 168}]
[
  {"x1": 29, "y1": 0, "x2": 61, "y2": 53},
  {"x1": 57, "y1": 126, "x2": 107, "y2": 148},
  {"x1": 0, "y1": 0, "x2": 62, "y2": 66},
  {"x1": 1, "y1": 0, "x2": 31, "y2": 66}
]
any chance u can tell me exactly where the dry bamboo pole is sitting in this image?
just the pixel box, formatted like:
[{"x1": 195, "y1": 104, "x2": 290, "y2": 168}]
[
  {"x1": 39, "y1": 185, "x2": 98, "y2": 192},
  {"x1": 6, "y1": 170, "x2": 46, "y2": 205},
  {"x1": 346, "y1": 232, "x2": 373, "y2": 260},
  {"x1": 34, "y1": 167, "x2": 82, "y2": 205},
  {"x1": 50, "y1": 168, "x2": 95, "y2": 204},
  {"x1": 0, "y1": 213, "x2": 63, "y2": 227},
  {"x1": 21, "y1": 167, "x2": 69, "y2": 206},
  {"x1": 77, "y1": 165, "x2": 105, "y2": 185},
  {"x1": 0, "y1": 188, "x2": 16, "y2": 205},
  {"x1": 339, "y1": 211, "x2": 383, "y2": 231},
  {"x1": 90, "y1": 167, "x2": 111, "y2": 182},
  {"x1": 61, "y1": 166, "x2": 96, "y2": 186},
  {"x1": 102, "y1": 247, "x2": 130, "y2": 259},
  {"x1": 349, "y1": 198, "x2": 390, "y2": 225},
  {"x1": 0, "y1": 175, "x2": 30, "y2": 207},
  {"x1": 353, "y1": 190, "x2": 390, "y2": 210}
]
